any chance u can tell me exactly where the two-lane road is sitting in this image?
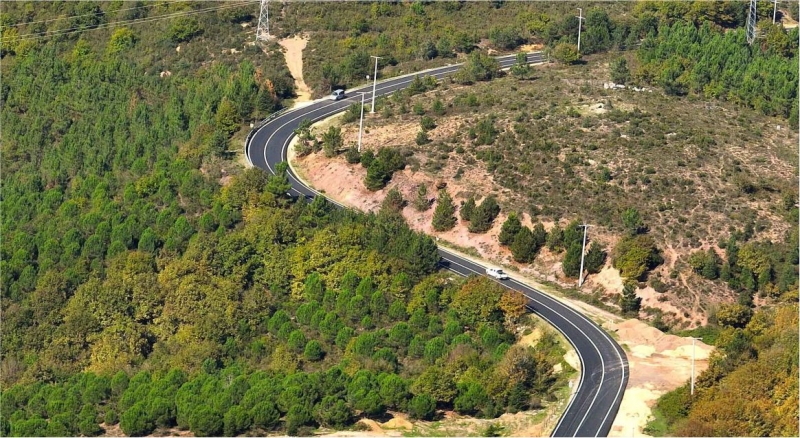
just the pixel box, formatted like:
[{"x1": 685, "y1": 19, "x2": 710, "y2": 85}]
[{"x1": 246, "y1": 53, "x2": 628, "y2": 437}]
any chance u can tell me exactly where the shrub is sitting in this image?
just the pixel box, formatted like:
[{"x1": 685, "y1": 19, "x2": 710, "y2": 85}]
[
  {"x1": 551, "y1": 43, "x2": 580, "y2": 64},
  {"x1": 344, "y1": 146, "x2": 360, "y2": 164},
  {"x1": 460, "y1": 196, "x2": 477, "y2": 222},
  {"x1": 612, "y1": 235, "x2": 663, "y2": 280},
  {"x1": 420, "y1": 116, "x2": 436, "y2": 131},
  {"x1": 498, "y1": 213, "x2": 522, "y2": 246},
  {"x1": 415, "y1": 130, "x2": 430, "y2": 145},
  {"x1": 408, "y1": 395, "x2": 436, "y2": 420}
]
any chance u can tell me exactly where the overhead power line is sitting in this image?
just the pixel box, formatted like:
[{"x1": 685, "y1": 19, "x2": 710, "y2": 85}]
[{"x1": 6, "y1": 1, "x2": 180, "y2": 28}]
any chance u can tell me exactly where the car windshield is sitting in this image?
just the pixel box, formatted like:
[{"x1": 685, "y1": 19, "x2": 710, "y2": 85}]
[{"x1": 497, "y1": 270, "x2": 504, "y2": 274}]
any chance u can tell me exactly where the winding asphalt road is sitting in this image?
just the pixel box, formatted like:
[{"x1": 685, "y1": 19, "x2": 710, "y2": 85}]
[{"x1": 246, "y1": 53, "x2": 629, "y2": 437}]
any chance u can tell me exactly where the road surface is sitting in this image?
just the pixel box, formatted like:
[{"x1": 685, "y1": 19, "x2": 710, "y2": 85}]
[{"x1": 246, "y1": 53, "x2": 628, "y2": 437}]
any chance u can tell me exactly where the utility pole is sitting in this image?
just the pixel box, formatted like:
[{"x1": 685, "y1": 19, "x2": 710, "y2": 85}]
[
  {"x1": 370, "y1": 56, "x2": 382, "y2": 113},
  {"x1": 256, "y1": 0, "x2": 270, "y2": 42},
  {"x1": 576, "y1": 8, "x2": 585, "y2": 53},
  {"x1": 690, "y1": 337, "x2": 702, "y2": 395},
  {"x1": 773, "y1": 0, "x2": 779, "y2": 24},
  {"x1": 578, "y1": 223, "x2": 591, "y2": 287},
  {"x1": 357, "y1": 92, "x2": 366, "y2": 152}
]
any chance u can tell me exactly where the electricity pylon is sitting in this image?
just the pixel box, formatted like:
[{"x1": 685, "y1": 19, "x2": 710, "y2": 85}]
[
  {"x1": 256, "y1": 0, "x2": 270, "y2": 42},
  {"x1": 746, "y1": 0, "x2": 758, "y2": 45}
]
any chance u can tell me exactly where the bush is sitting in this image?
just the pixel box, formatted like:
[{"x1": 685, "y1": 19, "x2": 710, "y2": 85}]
[
  {"x1": 304, "y1": 340, "x2": 324, "y2": 361},
  {"x1": 420, "y1": 116, "x2": 436, "y2": 131},
  {"x1": 551, "y1": 42, "x2": 580, "y2": 64},
  {"x1": 612, "y1": 235, "x2": 663, "y2": 280},
  {"x1": 415, "y1": 130, "x2": 430, "y2": 145},
  {"x1": 498, "y1": 213, "x2": 522, "y2": 246},
  {"x1": 610, "y1": 58, "x2": 631, "y2": 84},
  {"x1": 460, "y1": 197, "x2": 477, "y2": 222},
  {"x1": 344, "y1": 146, "x2": 360, "y2": 164},
  {"x1": 169, "y1": 17, "x2": 203, "y2": 43},
  {"x1": 489, "y1": 26, "x2": 524, "y2": 49},
  {"x1": 408, "y1": 395, "x2": 436, "y2": 420}
]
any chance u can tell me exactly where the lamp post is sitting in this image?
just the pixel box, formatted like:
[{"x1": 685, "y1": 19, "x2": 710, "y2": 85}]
[
  {"x1": 689, "y1": 337, "x2": 702, "y2": 395},
  {"x1": 576, "y1": 8, "x2": 585, "y2": 53},
  {"x1": 370, "y1": 55, "x2": 382, "y2": 113},
  {"x1": 357, "y1": 92, "x2": 366, "y2": 152},
  {"x1": 577, "y1": 223, "x2": 591, "y2": 287}
]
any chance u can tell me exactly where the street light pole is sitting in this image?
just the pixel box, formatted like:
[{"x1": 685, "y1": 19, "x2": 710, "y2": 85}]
[
  {"x1": 576, "y1": 8, "x2": 585, "y2": 53},
  {"x1": 690, "y1": 337, "x2": 702, "y2": 395},
  {"x1": 358, "y1": 92, "x2": 366, "y2": 152},
  {"x1": 578, "y1": 223, "x2": 591, "y2": 287},
  {"x1": 773, "y1": 0, "x2": 779, "y2": 24},
  {"x1": 370, "y1": 55, "x2": 382, "y2": 113}
]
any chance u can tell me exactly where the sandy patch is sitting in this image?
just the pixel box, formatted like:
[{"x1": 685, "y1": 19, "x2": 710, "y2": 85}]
[
  {"x1": 608, "y1": 319, "x2": 713, "y2": 437},
  {"x1": 382, "y1": 416, "x2": 413, "y2": 431},
  {"x1": 279, "y1": 34, "x2": 312, "y2": 103}
]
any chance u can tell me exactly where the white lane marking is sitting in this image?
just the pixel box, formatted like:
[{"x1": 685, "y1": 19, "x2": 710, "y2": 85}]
[
  {"x1": 437, "y1": 254, "x2": 593, "y2": 437},
  {"x1": 438, "y1": 247, "x2": 624, "y2": 437},
  {"x1": 246, "y1": 53, "x2": 538, "y2": 171}
]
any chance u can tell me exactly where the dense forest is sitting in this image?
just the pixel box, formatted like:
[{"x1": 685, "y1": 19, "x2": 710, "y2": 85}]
[
  {"x1": 0, "y1": 2, "x2": 570, "y2": 436},
  {"x1": 636, "y1": 21, "x2": 798, "y2": 123}
]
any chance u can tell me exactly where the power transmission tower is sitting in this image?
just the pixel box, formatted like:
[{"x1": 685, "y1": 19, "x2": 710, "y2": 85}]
[
  {"x1": 746, "y1": 0, "x2": 758, "y2": 45},
  {"x1": 256, "y1": 0, "x2": 270, "y2": 42}
]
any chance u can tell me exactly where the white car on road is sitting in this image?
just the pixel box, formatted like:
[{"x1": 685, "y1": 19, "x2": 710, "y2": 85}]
[
  {"x1": 486, "y1": 268, "x2": 509, "y2": 280},
  {"x1": 330, "y1": 89, "x2": 345, "y2": 101}
]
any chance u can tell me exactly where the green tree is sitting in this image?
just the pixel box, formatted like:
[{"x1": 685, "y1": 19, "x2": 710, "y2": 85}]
[
  {"x1": 562, "y1": 243, "x2": 583, "y2": 278},
  {"x1": 304, "y1": 340, "x2": 324, "y2": 361},
  {"x1": 78, "y1": 405, "x2": 102, "y2": 436},
  {"x1": 414, "y1": 184, "x2": 430, "y2": 211},
  {"x1": 612, "y1": 235, "x2": 663, "y2": 280},
  {"x1": 120, "y1": 402, "x2": 155, "y2": 436},
  {"x1": 287, "y1": 330, "x2": 308, "y2": 354},
  {"x1": 169, "y1": 17, "x2": 202, "y2": 43},
  {"x1": 454, "y1": 383, "x2": 489, "y2": 416},
  {"x1": 618, "y1": 282, "x2": 641, "y2": 315},
  {"x1": 585, "y1": 242, "x2": 606, "y2": 274},
  {"x1": 432, "y1": 190, "x2": 457, "y2": 231},
  {"x1": 469, "y1": 196, "x2": 500, "y2": 233},
  {"x1": 189, "y1": 406, "x2": 223, "y2": 437},
  {"x1": 322, "y1": 126, "x2": 343, "y2": 158},
  {"x1": 382, "y1": 187, "x2": 406, "y2": 212},
  {"x1": 610, "y1": 57, "x2": 631, "y2": 84},
  {"x1": 251, "y1": 402, "x2": 280, "y2": 430},
  {"x1": 510, "y1": 226, "x2": 536, "y2": 263},
  {"x1": 498, "y1": 213, "x2": 522, "y2": 246},
  {"x1": 552, "y1": 42, "x2": 580, "y2": 64},
  {"x1": 266, "y1": 162, "x2": 293, "y2": 198},
  {"x1": 716, "y1": 304, "x2": 753, "y2": 328},
  {"x1": 215, "y1": 98, "x2": 240, "y2": 136},
  {"x1": 460, "y1": 196, "x2": 477, "y2": 222},
  {"x1": 547, "y1": 223, "x2": 565, "y2": 252},
  {"x1": 314, "y1": 396, "x2": 352, "y2": 429},
  {"x1": 223, "y1": 405, "x2": 252, "y2": 436},
  {"x1": 621, "y1": 208, "x2": 646, "y2": 235},
  {"x1": 408, "y1": 394, "x2": 436, "y2": 420}
]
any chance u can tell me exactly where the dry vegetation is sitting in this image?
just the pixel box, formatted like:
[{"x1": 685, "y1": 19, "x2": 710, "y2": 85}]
[{"x1": 330, "y1": 53, "x2": 798, "y2": 327}]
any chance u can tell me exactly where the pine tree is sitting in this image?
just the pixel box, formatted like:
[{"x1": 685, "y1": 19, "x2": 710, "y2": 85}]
[
  {"x1": 468, "y1": 196, "x2": 500, "y2": 233},
  {"x1": 585, "y1": 242, "x2": 606, "y2": 274},
  {"x1": 510, "y1": 226, "x2": 535, "y2": 263},
  {"x1": 562, "y1": 243, "x2": 582, "y2": 278},
  {"x1": 531, "y1": 222, "x2": 547, "y2": 250},
  {"x1": 460, "y1": 196, "x2": 477, "y2": 222},
  {"x1": 498, "y1": 213, "x2": 522, "y2": 246},
  {"x1": 432, "y1": 190, "x2": 457, "y2": 231},
  {"x1": 618, "y1": 281, "x2": 641, "y2": 314},
  {"x1": 547, "y1": 223, "x2": 564, "y2": 252},
  {"x1": 414, "y1": 184, "x2": 430, "y2": 211}
]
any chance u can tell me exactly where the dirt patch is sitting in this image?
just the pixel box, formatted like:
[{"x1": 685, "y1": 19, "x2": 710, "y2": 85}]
[
  {"x1": 382, "y1": 415, "x2": 413, "y2": 431},
  {"x1": 279, "y1": 34, "x2": 312, "y2": 103},
  {"x1": 608, "y1": 319, "x2": 713, "y2": 437}
]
